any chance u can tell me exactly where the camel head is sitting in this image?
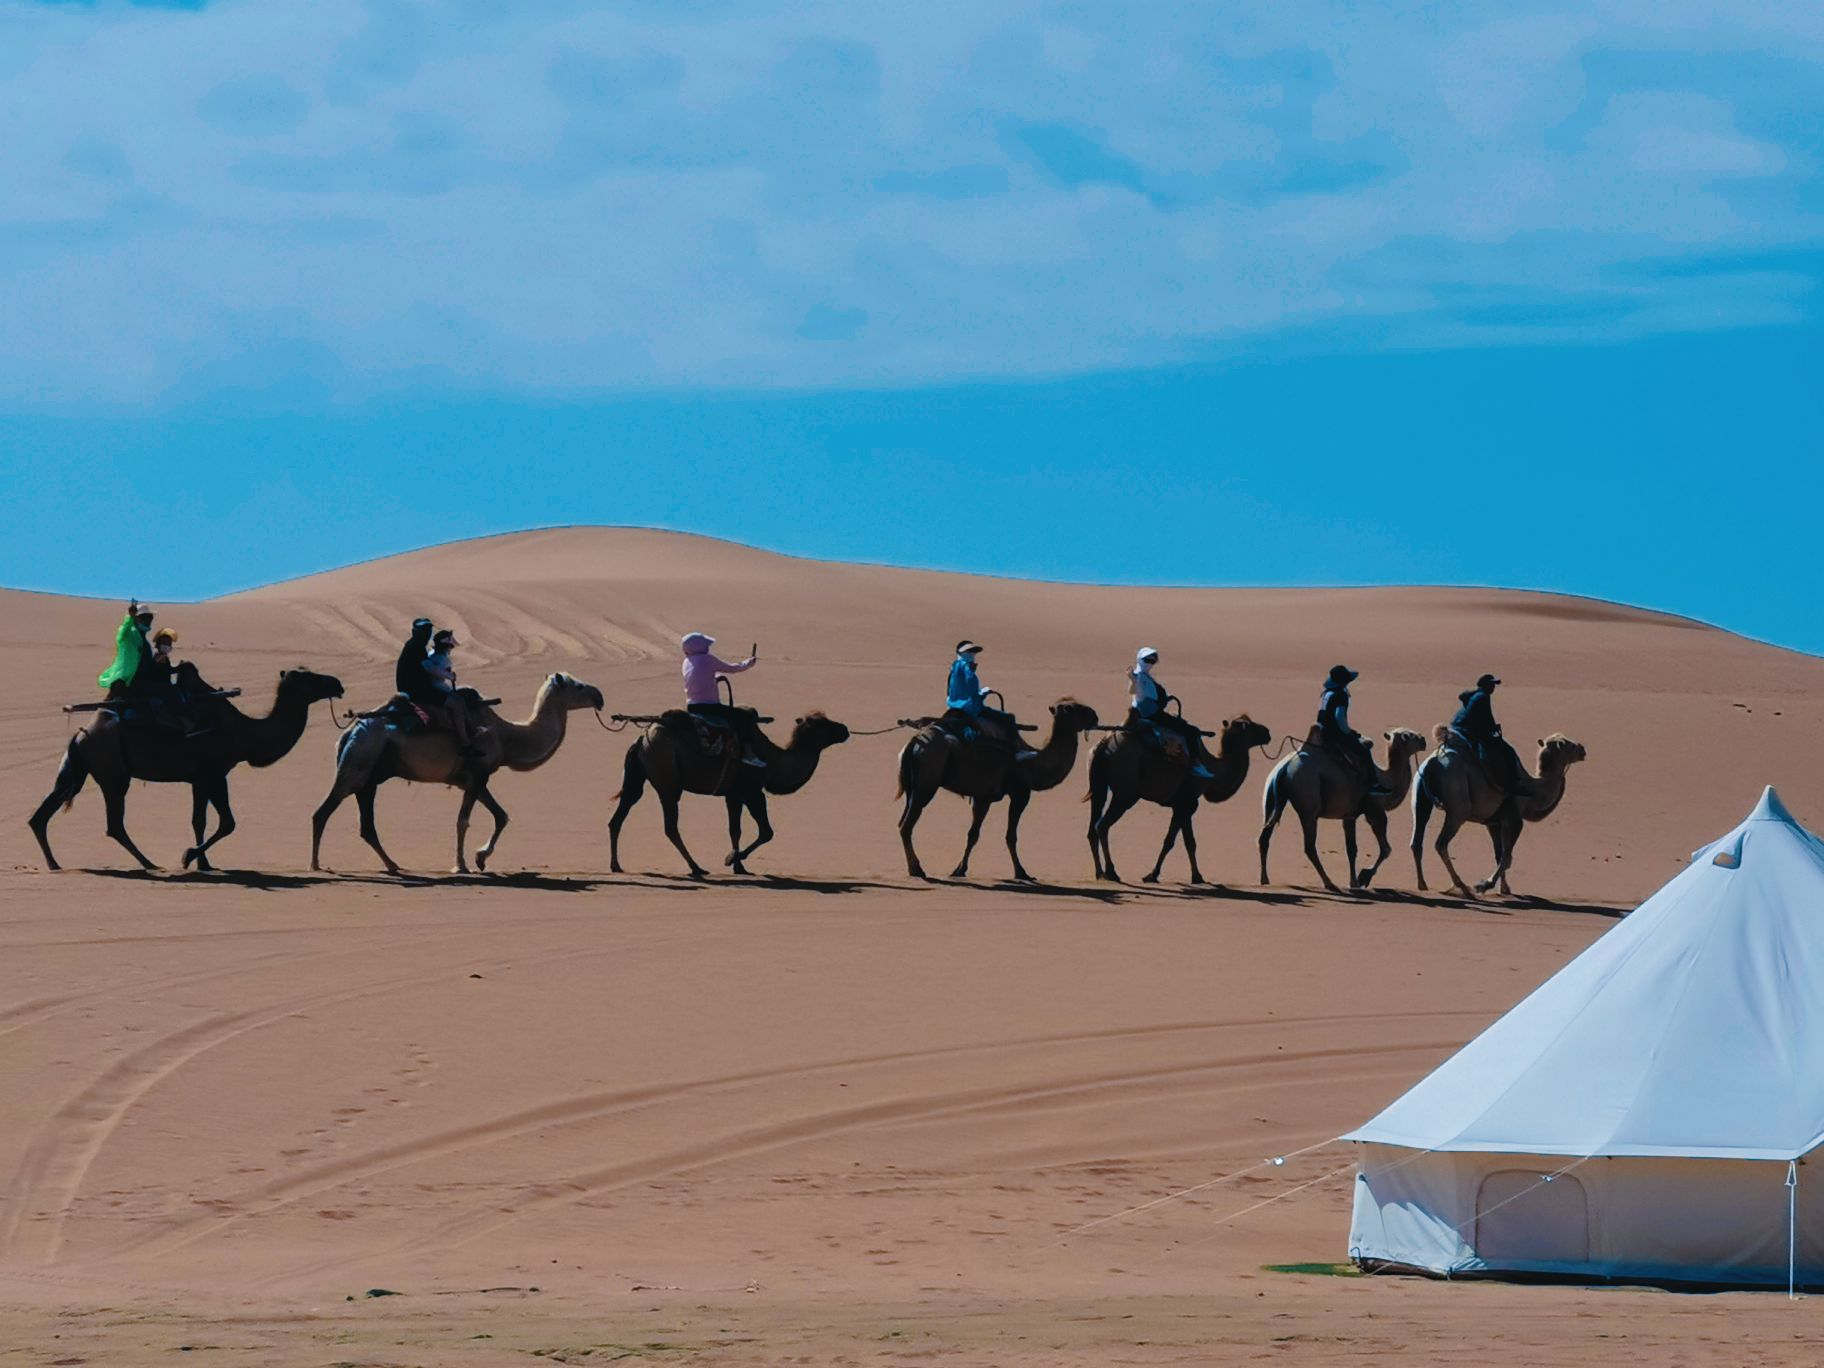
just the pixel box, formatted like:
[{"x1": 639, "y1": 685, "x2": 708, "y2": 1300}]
[
  {"x1": 1048, "y1": 698, "x2": 1101, "y2": 732},
  {"x1": 1383, "y1": 728, "x2": 1429, "y2": 765},
  {"x1": 1536, "y1": 733, "x2": 1587, "y2": 772},
  {"x1": 278, "y1": 668, "x2": 345, "y2": 704},
  {"x1": 1218, "y1": 713, "x2": 1272, "y2": 755},
  {"x1": 541, "y1": 672, "x2": 605, "y2": 713},
  {"x1": 791, "y1": 711, "x2": 851, "y2": 751}
]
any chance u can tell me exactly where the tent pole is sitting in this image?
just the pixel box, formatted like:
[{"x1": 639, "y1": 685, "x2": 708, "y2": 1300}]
[{"x1": 1787, "y1": 1160, "x2": 1799, "y2": 1300}]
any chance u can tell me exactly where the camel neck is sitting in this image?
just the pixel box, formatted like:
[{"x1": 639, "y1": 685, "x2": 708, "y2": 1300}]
[
  {"x1": 243, "y1": 688, "x2": 314, "y2": 769},
  {"x1": 751, "y1": 728, "x2": 824, "y2": 794},
  {"x1": 494, "y1": 690, "x2": 570, "y2": 771}
]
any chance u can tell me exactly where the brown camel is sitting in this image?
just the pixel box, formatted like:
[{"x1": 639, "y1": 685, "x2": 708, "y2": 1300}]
[
  {"x1": 1257, "y1": 728, "x2": 1429, "y2": 892},
  {"x1": 606, "y1": 710, "x2": 851, "y2": 877},
  {"x1": 1411, "y1": 730, "x2": 1587, "y2": 897},
  {"x1": 895, "y1": 699, "x2": 1100, "y2": 882},
  {"x1": 28, "y1": 667, "x2": 345, "y2": 872},
  {"x1": 1086, "y1": 714, "x2": 1273, "y2": 884},
  {"x1": 310, "y1": 672, "x2": 603, "y2": 875}
]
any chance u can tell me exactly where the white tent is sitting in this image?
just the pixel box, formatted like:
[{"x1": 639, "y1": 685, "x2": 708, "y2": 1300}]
[{"x1": 1347, "y1": 787, "x2": 1824, "y2": 1287}]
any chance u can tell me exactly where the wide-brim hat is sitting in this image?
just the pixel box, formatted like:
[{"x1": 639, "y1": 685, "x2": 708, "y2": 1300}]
[
  {"x1": 1327, "y1": 664, "x2": 1359, "y2": 684},
  {"x1": 956, "y1": 640, "x2": 984, "y2": 655},
  {"x1": 152, "y1": 628, "x2": 178, "y2": 644}
]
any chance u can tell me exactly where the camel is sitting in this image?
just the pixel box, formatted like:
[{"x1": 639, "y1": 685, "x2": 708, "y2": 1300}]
[
  {"x1": 1411, "y1": 730, "x2": 1587, "y2": 897},
  {"x1": 29, "y1": 667, "x2": 345, "y2": 872},
  {"x1": 895, "y1": 700, "x2": 1100, "y2": 882},
  {"x1": 310, "y1": 672, "x2": 603, "y2": 875},
  {"x1": 606, "y1": 710, "x2": 851, "y2": 878},
  {"x1": 1086, "y1": 714, "x2": 1273, "y2": 884},
  {"x1": 1258, "y1": 728, "x2": 1429, "y2": 893}
]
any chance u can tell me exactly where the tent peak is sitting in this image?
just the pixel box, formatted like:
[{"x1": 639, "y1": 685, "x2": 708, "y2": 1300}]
[{"x1": 1749, "y1": 786, "x2": 1796, "y2": 825}]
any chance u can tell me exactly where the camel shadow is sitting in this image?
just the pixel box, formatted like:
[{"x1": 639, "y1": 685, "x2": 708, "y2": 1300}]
[
  {"x1": 931, "y1": 877, "x2": 1131, "y2": 904},
  {"x1": 1357, "y1": 887, "x2": 1626, "y2": 920}
]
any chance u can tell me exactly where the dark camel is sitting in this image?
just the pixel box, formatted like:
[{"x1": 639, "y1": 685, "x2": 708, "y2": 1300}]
[
  {"x1": 894, "y1": 700, "x2": 1100, "y2": 882},
  {"x1": 1411, "y1": 730, "x2": 1587, "y2": 897},
  {"x1": 311, "y1": 672, "x2": 603, "y2": 875},
  {"x1": 28, "y1": 667, "x2": 345, "y2": 872},
  {"x1": 607, "y1": 711, "x2": 851, "y2": 877},
  {"x1": 1086, "y1": 714, "x2": 1273, "y2": 884},
  {"x1": 1257, "y1": 728, "x2": 1428, "y2": 893}
]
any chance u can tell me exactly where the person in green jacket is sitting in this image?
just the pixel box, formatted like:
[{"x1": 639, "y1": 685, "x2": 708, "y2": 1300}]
[{"x1": 98, "y1": 600, "x2": 157, "y2": 695}]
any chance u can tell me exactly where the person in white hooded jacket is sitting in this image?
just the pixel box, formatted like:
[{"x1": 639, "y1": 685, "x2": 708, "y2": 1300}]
[{"x1": 1128, "y1": 647, "x2": 1212, "y2": 780}]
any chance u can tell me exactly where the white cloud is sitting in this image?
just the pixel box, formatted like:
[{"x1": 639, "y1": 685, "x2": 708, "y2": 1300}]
[{"x1": 0, "y1": 0, "x2": 1819, "y2": 406}]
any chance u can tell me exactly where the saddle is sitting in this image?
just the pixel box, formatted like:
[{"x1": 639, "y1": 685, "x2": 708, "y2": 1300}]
[
  {"x1": 659, "y1": 707, "x2": 757, "y2": 759},
  {"x1": 1124, "y1": 710, "x2": 1190, "y2": 763},
  {"x1": 1308, "y1": 723, "x2": 1373, "y2": 776}
]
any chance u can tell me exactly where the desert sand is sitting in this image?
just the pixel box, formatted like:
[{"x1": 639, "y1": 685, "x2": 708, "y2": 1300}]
[{"x1": 3, "y1": 527, "x2": 1822, "y2": 1365}]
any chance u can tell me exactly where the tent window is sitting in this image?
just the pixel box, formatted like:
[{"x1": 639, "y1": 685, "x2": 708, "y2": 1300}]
[
  {"x1": 1712, "y1": 835, "x2": 1745, "y2": 868},
  {"x1": 1475, "y1": 1170, "x2": 1590, "y2": 1265}
]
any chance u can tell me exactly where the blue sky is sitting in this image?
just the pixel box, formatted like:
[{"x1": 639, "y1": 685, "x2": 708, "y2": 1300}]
[{"x1": 1, "y1": 1, "x2": 1820, "y2": 651}]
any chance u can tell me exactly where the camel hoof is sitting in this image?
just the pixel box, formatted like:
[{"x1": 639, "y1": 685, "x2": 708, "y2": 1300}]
[
  {"x1": 688, "y1": 869, "x2": 709, "y2": 881},
  {"x1": 1142, "y1": 872, "x2": 1160, "y2": 884},
  {"x1": 731, "y1": 863, "x2": 749, "y2": 876},
  {"x1": 1014, "y1": 872, "x2": 1037, "y2": 884},
  {"x1": 948, "y1": 866, "x2": 969, "y2": 880},
  {"x1": 1189, "y1": 876, "x2": 1208, "y2": 886},
  {"x1": 1452, "y1": 885, "x2": 1476, "y2": 900},
  {"x1": 609, "y1": 862, "x2": 624, "y2": 875},
  {"x1": 182, "y1": 847, "x2": 199, "y2": 868}
]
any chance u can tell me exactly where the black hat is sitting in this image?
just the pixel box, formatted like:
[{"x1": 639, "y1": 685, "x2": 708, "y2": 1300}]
[
  {"x1": 411, "y1": 618, "x2": 433, "y2": 635},
  {"x1": 956, "y1": 640, "x2": 983, "y2": 655},
  {"x1": 1477, "y1": 673, "x2": 1501, "y2": 690},
  {"x1": 1326, "y1": 664, "x2": 1359, "y2": 685}
]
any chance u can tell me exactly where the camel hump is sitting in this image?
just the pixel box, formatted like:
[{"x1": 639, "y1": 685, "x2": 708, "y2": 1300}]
[{"x1": 1432, "y1": 723, "x2": 1451, "y2": 746}]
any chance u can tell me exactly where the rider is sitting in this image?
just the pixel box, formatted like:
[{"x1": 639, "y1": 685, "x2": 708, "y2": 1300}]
[
  {"x1": 1318, "y1": 665, "x2": 1389, "y2": 798},
  {"x1": 1129, "y1": 647, "x2": 1212, "y2": 780},
  {"x1": 98, "y1": 600, "x2": 157, "y2": 696},
  {"x1": 421, "y1": 627, "x2": 480, "y2": 752},
  {"x1": 945, "y1": 641, "x2": 1036, "y2": 760},
  {"x1": 1450, "y1": 673, "x2": 1531, "y2": 796},
  {"x1": 681, "y1": 632, "x2": 764, "y2": 768}
]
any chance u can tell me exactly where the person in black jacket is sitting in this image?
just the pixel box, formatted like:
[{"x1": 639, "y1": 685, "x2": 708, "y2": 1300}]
[
  {"x1": 1449, "y1": 673, "x2": 1530, "y2": 795},
  {"x1": 396, "y1": 618, "x2": 438, "y2": 705},
  {"x1": 1317, "y1": 665, "x2": 1389, "y2": 797}
]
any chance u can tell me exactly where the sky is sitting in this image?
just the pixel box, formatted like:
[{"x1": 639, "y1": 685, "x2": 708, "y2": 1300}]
[{"x1": 1, "y1": 1, "x2": 1820, "y2": 652}]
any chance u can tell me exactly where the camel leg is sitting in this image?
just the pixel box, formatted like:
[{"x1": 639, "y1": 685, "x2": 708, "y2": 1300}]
[
  {"x1": 1004, "y1": 786, "x2": 1034, "y2": 883},
  {"x1": 1144, "y1": 810, "x2": 1180, "y2": 884},
  {"x1": 453, "y1": 787, "x2": 479, "y2": 874},
  {"x1": 28, "y1": 737, "x2": 91, "y2": 872},
  {"x1": 1094, "y1": 793, "x2": 1139, "y2": 883},
  {"x1": 658, "y1": 790, "x2": 707, "y2": 879},
  {"x1": 1181, "y1": 802, "x2": 1206, "y2": 885},
  {"x1": 898, "y1": 786, "x2": 933, "y2": 881},
  {"x1": 183, "y1": 776, "x2": 236, "y2": 872},
  {"x1": 1432, "y1": 810, "x2": 1474, "y2": 899},
  {"x1": 473, "y1": 785, "x2": 509, "y2": 873},
  {"x1": 1343, "y1": 816, "x2": 1362, "y2": 891},
  {"x1": 1410, "y1": 779, "x2": 1434, "y2": 892},
  {"x1": 951, "y1": 795, "x2": 993, "y2": 880},
  {"x1": 100, "y1": 775, "x2": 158, "y2": 871},
  {"x1": 1258, "y1": 772, "x2": 1287, "y2": 886},
  {"x1": 1086, "y1": 778, "x2": 1108, "y2": 880},
  {"x1": 605, "y1": 743, "x2": 647, "y2": 875},
  {"x1": 355, "y1": 782, "x2": 402, "y2": 875},
  {"x1": 728, "y1": 789, "x2": 774, "y2": 874},
  {"x1": 1297, "y1": 807, "x2": 1340, "y2": 894},
  {"x1": 1357, "y1": 805, "x2": 1393, "y2": 891},
  {"x1": 1476, "y1": 815, "x2": 1517, "y2": 897}
]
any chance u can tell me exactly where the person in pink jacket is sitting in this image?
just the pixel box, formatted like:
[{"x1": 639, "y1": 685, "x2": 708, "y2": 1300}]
[{"x1": 680, "y1": 632, "x2": 763, "y2": 767}]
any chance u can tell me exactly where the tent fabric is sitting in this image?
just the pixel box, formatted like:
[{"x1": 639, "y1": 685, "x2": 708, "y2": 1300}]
[
  {"x1": 1348, "y1": 1143, "x2": 1824, "y2": 1284},
  {"x1": 1348, "y1": 789, "x2": 1824, "y2": 1282},
  {"x1": 1347, "y1": 788, "x2": 1824, "y2": 1161}
]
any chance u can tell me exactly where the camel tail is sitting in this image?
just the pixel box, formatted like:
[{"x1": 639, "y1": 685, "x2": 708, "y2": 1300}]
[
  {"x1": 894, "y1": 738, "x2": 919, "y2": 801},
  {"x1": 1260, "y1": 763, "x2": 1288, "y2": 831},
  {"x1": 55, "y1": 734, "x2": 90, "y2": 813},
  {"x1": 611, "y1": 740, "x2": 647, "y2": 805}
]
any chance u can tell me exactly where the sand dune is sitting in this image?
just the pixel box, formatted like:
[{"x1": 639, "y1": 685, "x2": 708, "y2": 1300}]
[{"x1": 3, "y1": 529, "x2": 1820, "y2": 1364}]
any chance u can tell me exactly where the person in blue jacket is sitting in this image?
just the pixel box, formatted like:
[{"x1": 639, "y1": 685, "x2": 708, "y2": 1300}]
[
  {"x1": 945, "y1": 641, "x2": 1034, "y2": 758},
  {"x1": 1449, "y1": 673, "x2": 1530, "y2": 795},
  {"x1": 1129, "y1": 647, "x2": 1212, "y2": 780}
]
